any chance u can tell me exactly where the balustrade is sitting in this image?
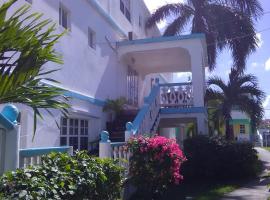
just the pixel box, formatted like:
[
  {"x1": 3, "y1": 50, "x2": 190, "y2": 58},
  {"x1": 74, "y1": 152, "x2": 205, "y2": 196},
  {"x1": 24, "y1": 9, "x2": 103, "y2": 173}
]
[{"x1": 160, "y1": 83, "x2": 193, "y2": 107}]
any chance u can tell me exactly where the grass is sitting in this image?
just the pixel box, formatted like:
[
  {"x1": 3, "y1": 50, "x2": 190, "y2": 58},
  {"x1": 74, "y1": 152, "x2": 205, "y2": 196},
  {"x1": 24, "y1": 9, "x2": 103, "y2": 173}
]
[
  {"x1": 263, "y1": 147, "x2": 270, "y2": 152},
  {"x1": 160, "y1": 180, "x2": 243, "y2": 200}
]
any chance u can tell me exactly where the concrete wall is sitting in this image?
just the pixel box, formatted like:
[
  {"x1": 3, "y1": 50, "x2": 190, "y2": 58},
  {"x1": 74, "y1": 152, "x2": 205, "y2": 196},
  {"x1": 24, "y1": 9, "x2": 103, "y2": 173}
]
[{"x1": 1, "y1": 0, "x2": 164, "y2": 149}]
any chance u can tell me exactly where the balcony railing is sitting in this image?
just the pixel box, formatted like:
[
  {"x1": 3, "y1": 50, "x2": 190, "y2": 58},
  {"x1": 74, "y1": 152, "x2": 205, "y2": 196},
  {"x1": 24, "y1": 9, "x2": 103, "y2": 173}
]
[{"x1": 159, "y1": 82, "x2": 193, "y2": 108}]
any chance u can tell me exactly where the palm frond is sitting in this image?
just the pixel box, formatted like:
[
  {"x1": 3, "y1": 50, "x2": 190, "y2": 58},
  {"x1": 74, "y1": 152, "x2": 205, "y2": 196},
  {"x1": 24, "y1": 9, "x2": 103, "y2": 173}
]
[{"x1": 0, "y1": 1, "x2": 70, "y2": 138}]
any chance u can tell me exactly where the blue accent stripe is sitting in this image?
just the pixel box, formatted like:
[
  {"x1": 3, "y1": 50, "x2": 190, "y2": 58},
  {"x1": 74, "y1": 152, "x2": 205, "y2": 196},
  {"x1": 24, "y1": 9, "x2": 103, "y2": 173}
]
[
  {"x1": 87, "y1": 0, "x2": 126, "y2": 37},
  {"x1": 0, "y1": 113, "x2": 15, "y2": 130},
  {"x1": 40, "y1": 81, "x2": 106, "y2": 107},
  {"x1": 64, "y1": 91, "x2": 106, "y2": 107},
  {"x1": 160, "y1": 107, "x2": 207, "y2": 115},
  {"x1": 20, "y1": 146, "x2": 71, "y2": 157},
  {"x1": 117, "y1": 34, "x2": 205, "y2": 46},
  {"x1": 132, "y1": 85, "x2": 160, "y2": 133},
  {"x1": 159, "y1": 82, "x2": 192, "y2": 87}
]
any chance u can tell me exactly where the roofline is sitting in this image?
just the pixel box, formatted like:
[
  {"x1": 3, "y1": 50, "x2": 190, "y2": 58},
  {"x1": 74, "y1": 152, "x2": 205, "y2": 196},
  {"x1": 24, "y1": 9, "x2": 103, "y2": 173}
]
[{"x1": 117, "y1": 33, "x2": 206, "y2": 46}]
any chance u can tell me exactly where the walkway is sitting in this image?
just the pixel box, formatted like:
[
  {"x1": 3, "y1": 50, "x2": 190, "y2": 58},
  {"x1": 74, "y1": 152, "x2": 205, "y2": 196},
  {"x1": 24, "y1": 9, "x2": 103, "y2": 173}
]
[{"x1": 222, "y1": 147, "x2": 270, "y2": 200}]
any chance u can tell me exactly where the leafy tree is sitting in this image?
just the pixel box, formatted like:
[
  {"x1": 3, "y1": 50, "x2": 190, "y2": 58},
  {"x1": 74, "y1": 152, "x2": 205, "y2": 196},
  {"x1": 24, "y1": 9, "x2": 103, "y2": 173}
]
[
  {"x1": 0, "y1": 0, "x2": 69, "y2": 137},
  {"x1": 206, "y1": 68, "x2": 265, "y2": 140},
  {"x1": 146, "y1": 0, "x2": 262, "y2": 71}
]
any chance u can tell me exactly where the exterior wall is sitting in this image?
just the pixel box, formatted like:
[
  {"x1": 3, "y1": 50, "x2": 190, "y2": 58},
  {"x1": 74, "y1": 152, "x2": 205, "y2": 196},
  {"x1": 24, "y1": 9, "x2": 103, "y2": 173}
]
[{"x1": 3, "y1": 0, "x2": 161, "y2": 149}]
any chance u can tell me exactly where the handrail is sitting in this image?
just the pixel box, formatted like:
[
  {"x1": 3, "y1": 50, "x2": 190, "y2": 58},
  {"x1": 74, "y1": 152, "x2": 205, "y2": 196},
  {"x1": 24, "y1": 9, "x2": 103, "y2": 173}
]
[
  {"x1": 127, "y1": 84, "x2": 160, "y2": 134},
  {"x1": 159, "y1": 82, "x2": 192, "y2": 87},
  {"x1": 20, "y1": 146, "x2": 72, "y2": 158}
]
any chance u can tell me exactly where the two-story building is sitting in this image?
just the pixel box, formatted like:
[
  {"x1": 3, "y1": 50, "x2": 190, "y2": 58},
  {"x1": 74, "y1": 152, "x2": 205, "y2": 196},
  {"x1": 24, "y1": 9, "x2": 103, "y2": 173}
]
[{"x1": 2, "y1": 0, "x2": 209, "y2": 151}]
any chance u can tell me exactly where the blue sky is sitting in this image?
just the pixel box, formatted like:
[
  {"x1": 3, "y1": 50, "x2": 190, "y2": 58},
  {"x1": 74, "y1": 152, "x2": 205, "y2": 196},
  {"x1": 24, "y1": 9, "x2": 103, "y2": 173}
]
[{"x1": 144, "y1": 0, "x2": 270, "y2": 118}]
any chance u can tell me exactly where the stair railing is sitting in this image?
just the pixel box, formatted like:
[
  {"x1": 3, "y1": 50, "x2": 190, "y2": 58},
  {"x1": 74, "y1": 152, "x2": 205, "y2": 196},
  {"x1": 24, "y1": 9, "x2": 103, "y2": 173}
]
[{"x1": 125, "y1": 79, "x2": 160, "y2": 140}]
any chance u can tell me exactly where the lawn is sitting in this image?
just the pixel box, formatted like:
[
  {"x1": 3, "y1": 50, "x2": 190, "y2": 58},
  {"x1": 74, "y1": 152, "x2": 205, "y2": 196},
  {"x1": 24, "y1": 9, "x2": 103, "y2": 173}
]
[
  {"x1": 264, "y1": 147, "x2": 270, "y2": 152},
  {"x1": 160, "y1": 180, "x2": 244, "y2": 200}
]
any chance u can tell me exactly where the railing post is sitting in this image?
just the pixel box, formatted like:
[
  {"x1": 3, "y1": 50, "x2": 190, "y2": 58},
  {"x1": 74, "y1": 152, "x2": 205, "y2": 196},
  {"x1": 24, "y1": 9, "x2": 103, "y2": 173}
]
[
  {"x1": 125, "y1": 122, "x2": 134, "y2": 142},
  {"x1": 99, "y1": 131, "x2": 112, "y2": 158}
]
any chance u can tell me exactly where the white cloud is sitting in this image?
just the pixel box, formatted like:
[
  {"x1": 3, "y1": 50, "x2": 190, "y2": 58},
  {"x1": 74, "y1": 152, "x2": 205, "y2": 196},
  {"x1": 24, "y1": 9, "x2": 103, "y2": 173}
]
[
  {"x1": 256, "y1": 33, "x2": 263, "y2": 48},
  {"x1": 144, "y1": 0, "x2": 184, "y2": 12},
  {"x1": 144, "y1": 0, "x2": 184, "y2": 29},
  {"x1": 265, "y1": 58, "x2": 270, "y2": 71},
  {"x1": 251, "y1": 62, "x2": 258, "y2": 68},
  {"x1": 263, "y1": 95, "x2": 270, "y2": 108}
]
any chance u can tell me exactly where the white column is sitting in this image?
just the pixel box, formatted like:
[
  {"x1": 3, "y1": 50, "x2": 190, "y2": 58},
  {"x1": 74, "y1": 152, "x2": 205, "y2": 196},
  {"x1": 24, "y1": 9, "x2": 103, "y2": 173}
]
[
  {"x1": 99, "y1": 142, "x2": 112, "y2": 158},
  {"x1": 197, "y1": 115, "x2": 207, "y2": 135},
  {"x1": 190, "y1": 48, "x2": 205, "y2": 107},
  {"x1": 4, "y1": 125, "x2": 20, "y2": 171}
]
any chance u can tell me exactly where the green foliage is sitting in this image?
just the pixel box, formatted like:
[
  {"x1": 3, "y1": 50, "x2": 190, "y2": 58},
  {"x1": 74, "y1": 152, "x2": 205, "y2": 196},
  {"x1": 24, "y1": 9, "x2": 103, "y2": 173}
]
[
  {"x1": 0, "y1": 152, "x2": 124, "y2": 200},
  {"x1": 146, "y1": 0, "x2": 262, "y2": 71},
  {"x1": 206, "y1": 69, "x2": 265, "y2": 139},
  {"x1": 103, "y1": 97, "x2": 127, "y2": 116},
  {"x1": 0, "y1": 0, "x2": 70, "y2": 137},
  {"x1": 183, "y1": 135, "x2": 262, "y2": 182}
]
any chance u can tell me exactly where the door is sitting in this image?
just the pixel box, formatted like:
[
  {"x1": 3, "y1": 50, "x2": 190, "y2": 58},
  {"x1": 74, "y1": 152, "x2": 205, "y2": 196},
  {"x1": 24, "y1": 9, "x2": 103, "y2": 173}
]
[{"x1": 0, "y1": 128, "x2": 6, "y2": 175}]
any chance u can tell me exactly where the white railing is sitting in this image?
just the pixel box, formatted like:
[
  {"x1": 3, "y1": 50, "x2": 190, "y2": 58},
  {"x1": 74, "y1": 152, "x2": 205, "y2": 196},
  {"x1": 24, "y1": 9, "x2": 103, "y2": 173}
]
[
  {"x1": 160, "y1": 82, "x2": 193, "y2": 108},
  {"x1": 111, "y1": 142, "x2": 130, "y2": 170},
  {"x1": 19, "y1": 146, "x2": 73, "y2": 168}
]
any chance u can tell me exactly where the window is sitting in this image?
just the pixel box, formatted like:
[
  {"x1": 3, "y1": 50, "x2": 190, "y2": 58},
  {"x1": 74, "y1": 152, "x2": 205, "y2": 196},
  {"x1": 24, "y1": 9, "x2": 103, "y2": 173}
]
[
  {"x1": 88, "y1": 28, "x2": 96, "y2": 49},
  {"x1": 25, "y1": 0, "x2": 32, "y2": 4},
  {"x1": 59, "y1": 4, "x2": 70, "y2": 30},
  {"x1": 127, "y1": 66, "x2": 138, "y2": 106},
  {"x1": 139, "y1": 15, "x2": 142, "y2": 27},
  {"x1": 120, "y1": 0, "x2": 131, "y2": 22},
  {"x1": 60, "y1": 117, "x2": 89, "y2": 151},
  {"x1": 240, "y1": 124, "x2": 246, "y2": 134}
]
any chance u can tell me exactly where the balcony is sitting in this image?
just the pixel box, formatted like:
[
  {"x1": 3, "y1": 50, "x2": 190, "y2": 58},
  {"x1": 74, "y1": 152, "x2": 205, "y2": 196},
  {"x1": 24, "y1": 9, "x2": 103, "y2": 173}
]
[{"x1": 159, "y1": 82, "x2": 193, "y2": 108}]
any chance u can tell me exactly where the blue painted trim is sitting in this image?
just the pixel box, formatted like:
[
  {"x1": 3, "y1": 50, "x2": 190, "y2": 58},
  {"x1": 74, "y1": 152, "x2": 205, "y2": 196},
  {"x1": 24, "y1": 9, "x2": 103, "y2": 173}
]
[
  {"x1": 87, "y1": 0, "x2": 126, "y2": 37},
  {"x1": 19, "y1": 146, "x2": 71, "y2": 157},
  {"x1": 111, "y1": 142, "x2": 126, "y2": 147},
  {"x1": 0, "y1": 113, "x2": 15, "y2": 130},
  {"x1": 40, "y1": 80, "x2": 106, "y2": 107},
  {"x1": 160, "y1": 107, "x2": 207, "y2": 115},
  {"x1": 117, "y1": 34, "x2": 205, "y2": 46},
  {"x1": 64, "y1": 91, "x2": 106, "y2": 107},
  {"x1": 159, "y1": 82, "x2": 192, "y2": 87},
  {"x1": 131, "y1": 85, "x2": 160, "y2": 133}
]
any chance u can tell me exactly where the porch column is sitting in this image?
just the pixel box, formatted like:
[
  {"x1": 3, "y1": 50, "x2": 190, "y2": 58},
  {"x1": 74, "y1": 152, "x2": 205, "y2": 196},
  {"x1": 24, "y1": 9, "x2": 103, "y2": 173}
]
[
  {"x1": 196, "y1": 115, "x2": 208, "y2": 135},
  {"x1": 190, "y1": 50, "x2": 205, "y2": 107}
]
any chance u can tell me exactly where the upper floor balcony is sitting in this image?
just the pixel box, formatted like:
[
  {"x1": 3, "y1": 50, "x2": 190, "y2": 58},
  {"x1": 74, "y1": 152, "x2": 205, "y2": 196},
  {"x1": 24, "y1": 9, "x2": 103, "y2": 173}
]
[{"x1": 117, "y1": 34, "x2": 208, "y2": 108}]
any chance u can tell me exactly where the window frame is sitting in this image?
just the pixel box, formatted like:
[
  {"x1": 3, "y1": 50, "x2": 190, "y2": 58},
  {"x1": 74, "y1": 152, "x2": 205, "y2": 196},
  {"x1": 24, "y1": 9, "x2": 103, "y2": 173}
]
[
  {"x1": 120, "y1": 0, "x2": 131, "y2": 22},
  {"x1": 59, "y1": 3, "x2": 71, "y2": 30},
  {"x1": 239, "y1": 124, "x2": 246, "y2": 134},
  {"x1": 88, "y1": 27, "x2": 96, "y2": 50},
  {"x1": 60, "y1": 117, "x2": 89, "y2": 151}
]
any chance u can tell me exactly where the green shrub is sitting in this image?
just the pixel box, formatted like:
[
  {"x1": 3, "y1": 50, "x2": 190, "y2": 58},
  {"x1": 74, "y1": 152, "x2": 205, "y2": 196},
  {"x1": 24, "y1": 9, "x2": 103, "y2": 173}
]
[
  {"x1": 183, "y1": 135, "x2": 261, "y2": 182},
  {"x1": 0, "y1": 151, "x2": 124, "y2": 200}
]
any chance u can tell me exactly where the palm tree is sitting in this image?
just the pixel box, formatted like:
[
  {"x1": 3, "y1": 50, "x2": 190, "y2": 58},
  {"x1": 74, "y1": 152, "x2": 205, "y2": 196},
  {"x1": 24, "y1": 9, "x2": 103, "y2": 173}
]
[
  {"x1": 0, "y1": 0, "x2": 69, "y2": 138},
  {"x1": 146, "y1": 0, "x2": 262, "y2": 71},
  {"x1": 206, "y1": 68, "x2": 265, "y2": 140}
]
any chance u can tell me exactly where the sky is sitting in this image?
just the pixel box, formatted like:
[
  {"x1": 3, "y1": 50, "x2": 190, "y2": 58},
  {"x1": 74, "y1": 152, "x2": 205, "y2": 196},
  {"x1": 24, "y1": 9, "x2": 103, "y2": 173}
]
[{"x1": 144, "y1": 0, "x2": 270, "y2": 119}]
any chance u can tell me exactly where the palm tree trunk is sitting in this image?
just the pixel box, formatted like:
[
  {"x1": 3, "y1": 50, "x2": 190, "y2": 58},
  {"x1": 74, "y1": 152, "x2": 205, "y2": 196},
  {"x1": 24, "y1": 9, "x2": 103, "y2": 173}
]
[{"x1": 225, "y1": 119, "x2": 234, "y2": 140}]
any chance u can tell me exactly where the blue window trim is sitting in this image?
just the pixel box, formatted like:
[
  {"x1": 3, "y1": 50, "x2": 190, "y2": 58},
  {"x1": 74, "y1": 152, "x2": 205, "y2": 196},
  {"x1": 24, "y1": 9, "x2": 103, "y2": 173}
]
[{"x1": 117, "y1": 33, "x2": 205, "y2": 47}]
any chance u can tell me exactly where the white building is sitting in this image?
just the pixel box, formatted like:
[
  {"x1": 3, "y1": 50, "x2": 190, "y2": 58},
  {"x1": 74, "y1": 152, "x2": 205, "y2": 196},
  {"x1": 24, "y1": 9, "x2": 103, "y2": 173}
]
[{"x1": 1, "y1": 0, "x2": 208, "y2": 151}]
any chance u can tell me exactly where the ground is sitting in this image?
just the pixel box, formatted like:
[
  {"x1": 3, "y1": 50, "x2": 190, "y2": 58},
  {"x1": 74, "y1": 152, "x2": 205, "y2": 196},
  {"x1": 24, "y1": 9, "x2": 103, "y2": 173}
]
[{"x1": 222, "y1": 147, "x2": 270, "y2": 200}]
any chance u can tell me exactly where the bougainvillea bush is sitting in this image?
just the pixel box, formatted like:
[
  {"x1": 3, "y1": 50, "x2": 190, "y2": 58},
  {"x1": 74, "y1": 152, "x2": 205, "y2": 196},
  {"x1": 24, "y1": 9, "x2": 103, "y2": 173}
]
[{"x1": 127, "y1": 135, "x2": 186, "y2": 199}]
